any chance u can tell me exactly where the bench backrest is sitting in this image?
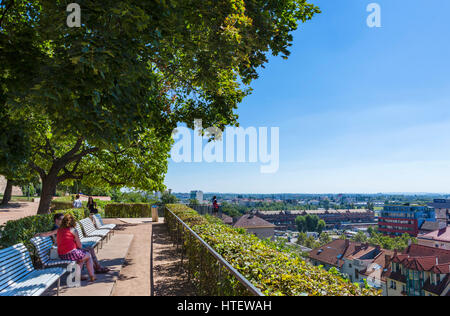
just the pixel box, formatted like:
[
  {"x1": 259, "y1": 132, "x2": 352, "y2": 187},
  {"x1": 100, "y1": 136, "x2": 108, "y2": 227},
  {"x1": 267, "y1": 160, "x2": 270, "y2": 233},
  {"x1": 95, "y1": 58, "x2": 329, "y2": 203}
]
[
  {"x1": 80, "y1": 218, "x2": 97, "y2": 235},
  {"x1": 75, "y1": 222, "x2": 85, "y2": 240},
  {"x1": 92, "y1": 215, "x2": 103, "y2": 229},
  {"x1": 94, "y1": 214, "x2": 105, "y2": 226},
  {"x1": 29, "y1": 236, "x2": 53, "y2": 266},
  {"x1": 0, "y1": 244, "x2": 34, "y2": 292}
]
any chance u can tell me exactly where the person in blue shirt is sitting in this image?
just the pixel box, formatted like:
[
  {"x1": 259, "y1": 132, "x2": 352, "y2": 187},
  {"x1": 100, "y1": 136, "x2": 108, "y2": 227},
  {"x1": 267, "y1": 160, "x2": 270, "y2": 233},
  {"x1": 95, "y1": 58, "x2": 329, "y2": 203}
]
[{"x1": 73, "y1": 194, "x2": 82, "y2": 208}]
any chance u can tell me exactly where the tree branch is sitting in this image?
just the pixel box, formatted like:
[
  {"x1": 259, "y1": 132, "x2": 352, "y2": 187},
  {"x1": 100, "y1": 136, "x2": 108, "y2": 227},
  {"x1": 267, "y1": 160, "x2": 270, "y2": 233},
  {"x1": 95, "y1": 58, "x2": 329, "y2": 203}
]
[
  {"x1": 0, "y1": 0, "x2": 14, "y2": 27},
  {"x1": 58, "y1": 138, "x2": 84, "y2": 163},
  {"x1": 29, "y1": 161, "x2": 46, "y2": 179}
]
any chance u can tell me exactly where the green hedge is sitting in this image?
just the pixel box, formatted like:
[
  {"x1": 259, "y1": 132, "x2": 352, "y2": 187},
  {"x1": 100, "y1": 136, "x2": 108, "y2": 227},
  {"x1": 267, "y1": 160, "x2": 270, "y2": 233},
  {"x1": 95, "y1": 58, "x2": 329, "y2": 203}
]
[
  {"x1": 50, "y1": 200, "x2": 75, "y2": 212},
  {"x1": 104, "y1": 203, "x2": 153, "y2": 218},
  {"x1": 0, "y1": 208, "x2": 86, "y2": 250},
  {"x1": 165, "y1": 204, "x2": 380, "y2": 296}
]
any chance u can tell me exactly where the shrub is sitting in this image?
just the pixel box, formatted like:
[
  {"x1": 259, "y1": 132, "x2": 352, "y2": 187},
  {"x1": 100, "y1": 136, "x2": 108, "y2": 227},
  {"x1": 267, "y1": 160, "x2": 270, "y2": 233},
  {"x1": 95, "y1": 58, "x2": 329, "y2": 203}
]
[
  {"x1": 50, "y1": 200, "x2": 75, "y2": 212},
  {"x1": 104, "y1": 203, "x2": 154, "y2": 218},
  {"x1": 0, "y1": 208, "x2": 86, "y2": 250},
  {"x1": 165, "y1": 204, "x2": 381, "y2": 296}
]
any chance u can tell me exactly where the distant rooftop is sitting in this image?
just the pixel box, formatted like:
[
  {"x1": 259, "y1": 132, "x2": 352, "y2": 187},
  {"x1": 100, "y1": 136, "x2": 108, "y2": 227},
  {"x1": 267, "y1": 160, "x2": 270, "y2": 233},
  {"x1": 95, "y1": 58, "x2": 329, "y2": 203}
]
[{"x1": 234, "y1": 214, "x2": 276, "y2": 229}]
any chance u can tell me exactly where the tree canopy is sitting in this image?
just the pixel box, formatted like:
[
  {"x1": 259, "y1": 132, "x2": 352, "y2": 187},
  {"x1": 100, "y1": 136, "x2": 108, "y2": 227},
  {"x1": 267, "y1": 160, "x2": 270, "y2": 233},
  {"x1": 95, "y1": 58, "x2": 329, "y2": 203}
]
[
  {"x1": 1, "y1": 0, "x2": 320, "y2": 213},
  {"x1": 295, "y1": 214, "x2": 326, "y2": 233}
]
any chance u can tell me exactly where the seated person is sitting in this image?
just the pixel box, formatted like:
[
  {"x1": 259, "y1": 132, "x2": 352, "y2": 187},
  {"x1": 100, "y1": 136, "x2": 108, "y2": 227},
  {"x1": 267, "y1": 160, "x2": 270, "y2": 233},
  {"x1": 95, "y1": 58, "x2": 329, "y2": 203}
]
[
  {"x1": 57, "y1": 213, "x2": 96, "y2": 283},
  {"x1": 36, "y1": 213, "x2": 109, "y2": 274},
  {"x1": 36, "y1": 213, "x2": 64, "y2": 242}
]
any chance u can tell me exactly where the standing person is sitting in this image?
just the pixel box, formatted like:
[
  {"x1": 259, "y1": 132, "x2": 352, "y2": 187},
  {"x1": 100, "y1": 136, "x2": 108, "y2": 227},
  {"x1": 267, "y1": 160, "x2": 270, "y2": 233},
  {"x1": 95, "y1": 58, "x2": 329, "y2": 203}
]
[
  {"x1": 212, "y1": 196, "x2": 219, "y2": 215},
  {"x1": 57, "y1": 214, "x2": 96, "y2": 283},
  {"x1": 87, "y1": 196, "x2": 99, "y2": 214},
  {"x1": 73, "y1": 194, "x2": 82, "y2": 209}
]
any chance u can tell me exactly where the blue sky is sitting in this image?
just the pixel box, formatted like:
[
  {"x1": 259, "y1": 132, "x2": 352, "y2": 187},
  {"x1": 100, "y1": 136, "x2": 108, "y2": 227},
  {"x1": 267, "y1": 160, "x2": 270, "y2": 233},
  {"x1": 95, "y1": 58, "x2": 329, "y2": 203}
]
[{"x1": 164, "y1": 0, "x2": 450, "y2": 194}]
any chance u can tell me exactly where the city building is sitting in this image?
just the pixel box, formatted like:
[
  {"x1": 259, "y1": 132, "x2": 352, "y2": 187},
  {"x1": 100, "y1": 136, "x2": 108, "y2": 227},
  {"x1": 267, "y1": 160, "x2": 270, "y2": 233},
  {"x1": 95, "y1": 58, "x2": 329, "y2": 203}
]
[
  {"x1": 428, "y1": 199, "x2": 450, "y2": 226},
  {"x1": 189, "y1": 190, "x2": 203, "y2": 203},
  {"x1": 378, "y1": 204, "x2": 436, "y2": 237},
  {"x1": 418, "y1": 227, "x2": 450, "y2": 250},
  {"x1": 309, "y1": 240, "x2": 393, "y2": 294},
  {"x1": 386, "y1": 244, "x2": 450, "y2": 296},
  {"x1": 256, "y1": 209, "x2": 375, "y2": 231},
  {"x1": 233, "y1": 214, "x2": 276, "y2": 240}
]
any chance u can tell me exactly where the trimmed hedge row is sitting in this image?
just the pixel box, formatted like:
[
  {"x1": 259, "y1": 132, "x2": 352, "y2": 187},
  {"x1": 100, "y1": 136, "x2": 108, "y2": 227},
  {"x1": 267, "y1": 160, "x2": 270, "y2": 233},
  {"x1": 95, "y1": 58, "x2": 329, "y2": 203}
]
[
  {"x1": 50, "y1": 200, "x2": 74, "y2": 212},
  {"x1": 0, "y1": 208, "x2": 86, "y2": 250},
  {"x1": 166, "y1": 204, "x2": 380, "y2": 296},
  {"x1": 104, "y1": 203, "x2": 153, "y2": 218}
]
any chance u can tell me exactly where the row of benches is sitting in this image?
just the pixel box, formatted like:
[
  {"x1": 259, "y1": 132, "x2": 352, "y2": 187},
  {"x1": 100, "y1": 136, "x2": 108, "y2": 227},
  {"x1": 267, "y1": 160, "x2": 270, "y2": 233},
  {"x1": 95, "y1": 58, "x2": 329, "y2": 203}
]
[{"x1": 0, "y1": 214, "x2": 116, "y2": 296}]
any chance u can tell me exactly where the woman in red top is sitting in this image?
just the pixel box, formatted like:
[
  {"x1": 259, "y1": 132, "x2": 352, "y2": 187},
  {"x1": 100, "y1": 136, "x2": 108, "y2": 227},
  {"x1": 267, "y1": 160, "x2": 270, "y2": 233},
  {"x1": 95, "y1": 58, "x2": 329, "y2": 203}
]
[{"x1": 57, "y1": 213, "x2": 96, "y2": 283}]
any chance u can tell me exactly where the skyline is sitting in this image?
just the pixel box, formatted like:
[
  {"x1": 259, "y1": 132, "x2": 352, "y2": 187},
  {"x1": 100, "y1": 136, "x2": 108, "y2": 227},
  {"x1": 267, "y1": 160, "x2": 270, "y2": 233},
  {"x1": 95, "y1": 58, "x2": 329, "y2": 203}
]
[{"x1": 164, "y1": 0, "x2": 450, "y2": 194}]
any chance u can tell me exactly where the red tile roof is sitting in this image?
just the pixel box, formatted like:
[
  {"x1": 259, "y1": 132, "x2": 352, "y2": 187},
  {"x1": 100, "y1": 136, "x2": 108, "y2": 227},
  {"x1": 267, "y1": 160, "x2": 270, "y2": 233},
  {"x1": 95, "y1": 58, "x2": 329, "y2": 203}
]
[
  {"x1": 309, "y1": 240, "x2": 382, "y2": 268},
  {"x1": 309, "y1": 239, "x2": 352, "y2": 268},
  {"x1": 391, "y1": 245, "x2": 450, "y2": 272}
]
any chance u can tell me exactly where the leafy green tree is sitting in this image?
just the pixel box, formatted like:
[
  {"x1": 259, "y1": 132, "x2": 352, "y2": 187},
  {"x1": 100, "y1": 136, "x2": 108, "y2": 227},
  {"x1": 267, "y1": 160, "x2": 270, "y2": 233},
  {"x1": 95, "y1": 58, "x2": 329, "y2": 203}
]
[
  {"x1": 2, "y1": 0, "x2": 320, "y2": 214},
  {"x1": 296, "y1": 232, "x2": 307, "y2": 246},
  {"x1": 189, "y1": 199, "x2": 199, "y2": 206},
  {"x1": 296, "y1": 214, "x2": 324, "y2": 233},
  {"x1": 295, "y1": 215, "x2": 307, "y2": 232},
  {"x1": 319, "y1": 232, "x2": 332, "y2": 246},
  {"x1": 352, "y1": 231, "x2": 368, "y2": 243},
  {"x1": 317, "y1": 219, "x2": 326, "y2": 234},
  {"x1": 160, "y1": 191, "x2": 178, "y2": 205}
]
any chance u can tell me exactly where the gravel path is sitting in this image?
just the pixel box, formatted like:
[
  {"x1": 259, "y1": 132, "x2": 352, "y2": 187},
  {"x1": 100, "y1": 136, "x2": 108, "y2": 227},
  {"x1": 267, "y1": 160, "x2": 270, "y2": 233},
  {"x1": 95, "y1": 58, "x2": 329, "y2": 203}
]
[{"x1": 151, "y1": 222, "x2": 196, "y2": 296}]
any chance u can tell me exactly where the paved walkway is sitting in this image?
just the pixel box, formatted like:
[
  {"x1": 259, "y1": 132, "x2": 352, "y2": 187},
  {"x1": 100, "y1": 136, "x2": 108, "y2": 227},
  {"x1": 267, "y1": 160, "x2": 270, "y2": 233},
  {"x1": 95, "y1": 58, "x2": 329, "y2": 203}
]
[
  {"x1": 0, "y1": 201, "x2": 39, "y2": 226},
  {"x1": 45, "y1": 232, "x2": 134, "y2": 296},
  {"x1": 0, "y1": 201, "x2": 196, "y2": 296},
  {"x1": 111, "y1": 219, "x2": 152, "y2": 296}
]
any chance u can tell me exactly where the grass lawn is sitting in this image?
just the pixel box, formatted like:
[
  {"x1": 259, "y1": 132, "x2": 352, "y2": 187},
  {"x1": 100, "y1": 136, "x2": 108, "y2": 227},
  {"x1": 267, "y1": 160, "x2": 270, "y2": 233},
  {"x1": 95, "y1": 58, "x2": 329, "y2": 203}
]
[{"x1": 0, "y1": 195, "x2": 34, "y2": 202}]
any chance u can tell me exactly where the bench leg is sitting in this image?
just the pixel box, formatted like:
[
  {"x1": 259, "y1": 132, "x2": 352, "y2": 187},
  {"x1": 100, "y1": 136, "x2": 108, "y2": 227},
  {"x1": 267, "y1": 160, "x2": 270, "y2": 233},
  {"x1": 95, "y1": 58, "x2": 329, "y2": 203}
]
[{"x1": 57, "y1": 278, "x2": 60, "y2": 296}]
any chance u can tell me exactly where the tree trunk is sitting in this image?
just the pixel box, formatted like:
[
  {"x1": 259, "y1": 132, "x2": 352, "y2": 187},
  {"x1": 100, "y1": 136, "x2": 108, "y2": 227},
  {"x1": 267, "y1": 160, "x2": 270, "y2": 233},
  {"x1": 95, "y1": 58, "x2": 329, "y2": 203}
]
[
  {"x1": 37, "y1": 174, "x2": 58, "y2": 214},
  {"x1": 1, "y1": 180, "x2": 13, "y2": 205}
]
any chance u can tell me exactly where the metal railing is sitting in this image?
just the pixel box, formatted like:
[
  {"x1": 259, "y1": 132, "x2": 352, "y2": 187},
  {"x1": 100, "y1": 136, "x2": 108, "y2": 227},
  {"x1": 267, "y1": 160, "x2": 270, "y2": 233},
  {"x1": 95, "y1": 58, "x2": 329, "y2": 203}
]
[
  {"x1": 164, "y1": 207, "x2": 264, "y2": 296},
  {"x1": 188, "y1": 204, "x2": 223, "y2": 217}
]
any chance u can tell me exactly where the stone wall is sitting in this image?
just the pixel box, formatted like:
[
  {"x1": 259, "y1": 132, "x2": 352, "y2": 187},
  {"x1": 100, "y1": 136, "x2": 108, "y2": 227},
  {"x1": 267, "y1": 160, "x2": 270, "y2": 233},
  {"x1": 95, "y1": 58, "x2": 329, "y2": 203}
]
[{"x1": 0, "y1": 175, "x2": 23, "y2": 196}]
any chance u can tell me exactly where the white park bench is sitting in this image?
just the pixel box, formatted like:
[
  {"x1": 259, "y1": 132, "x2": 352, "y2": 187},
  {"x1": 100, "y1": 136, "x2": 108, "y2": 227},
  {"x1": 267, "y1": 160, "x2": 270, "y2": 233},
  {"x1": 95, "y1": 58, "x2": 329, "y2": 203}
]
[
  {"x1": 75, "y1": 222, "x2": 102, "y2": 251},
  {"x1": 30, "y1": 236, "x2": 74, "y2": 268},
  {"x1": 0, "y1": 243, "x2": 65, "y2": 296},
  {"x1": 79, "y1": 218, "x2": 111, "y2": 242},
  {"x1": 93, "y1": 214, "x2": 116, "y2": 236}
]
